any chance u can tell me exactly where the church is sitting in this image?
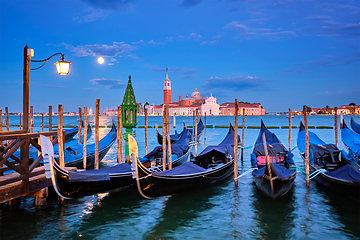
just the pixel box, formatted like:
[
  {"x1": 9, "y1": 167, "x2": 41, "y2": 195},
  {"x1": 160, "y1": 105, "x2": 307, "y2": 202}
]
[{"x1": 146, "y1": 68, "x2": 220, "y2": 116}]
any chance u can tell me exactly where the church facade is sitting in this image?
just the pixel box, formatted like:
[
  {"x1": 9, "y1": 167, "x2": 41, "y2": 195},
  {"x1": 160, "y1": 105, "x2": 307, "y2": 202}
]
[
  {"x1": 145, "y1": 69, "x2": 265, "y2": 116},
  {"x1": 146, "y1": 69, "x2": 220, "y2": 116}
]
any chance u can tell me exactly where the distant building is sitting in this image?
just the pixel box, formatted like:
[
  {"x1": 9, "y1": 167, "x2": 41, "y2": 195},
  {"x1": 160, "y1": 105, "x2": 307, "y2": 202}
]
[
  {"x1": 145, "y1": 69, "x2": 220, "y2": 116},
  {"x1": 220, "y1": 102, "x2": 265, "y2": 116},
  {"x1": 305, "y1": 105, "x2": 359, "y2": 115},
  {"x1": 163, "y1": 68, "x2": 171, "y2": 105}
]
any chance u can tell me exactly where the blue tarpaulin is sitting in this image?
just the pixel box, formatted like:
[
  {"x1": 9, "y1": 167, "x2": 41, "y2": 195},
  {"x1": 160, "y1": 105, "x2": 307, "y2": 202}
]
[
  {"x1": 326, "y1": 164, "x2": 360, "y2": 183},
  {"x1": 252, "y1": 163, "x2": 295, "y2": 180},
  {"x1": 153, "y1": 162, "x2": 207, "y2": 176},
  {"x1": 68, "y1": 163, "x2": 131, "y2": 182}
]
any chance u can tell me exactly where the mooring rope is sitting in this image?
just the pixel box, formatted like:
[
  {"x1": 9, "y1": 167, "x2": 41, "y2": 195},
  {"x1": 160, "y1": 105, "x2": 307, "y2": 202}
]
[
  {"x1": 290, "y1": 146, "x2": 298, "y2": 152},
  {"x1": 234, "y1": 168, "x2": 256, "y2": 180},
  {"x1": 238, "y1": 145, "x2": 252, "y2": 150},
  {"x1": 289, "y1": 166, "x2": 326, "y2": 180}
]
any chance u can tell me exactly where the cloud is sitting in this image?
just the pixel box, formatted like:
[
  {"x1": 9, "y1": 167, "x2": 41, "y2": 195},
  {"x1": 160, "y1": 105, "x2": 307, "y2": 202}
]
[
  {"x1": 303, "y1": 15, "x2": 360, "y2": 38},
  {"x1": 90, "y1": 78, "x2": 125, "y2": 89},
  {"x1": 180, "y1": 0, "x2": 204, "y2": 7},
  {"x1": 76, "y1": 10, "x2": 109, "y2": 22},
  {"x1": 189, "y1": 33, "x2": 202, "y2": 39},
  {"x1": 79, "y1": 0, "x2": 135, "y2": 11},
  {"x1": 224, "y1": 21, "x2": 298, "y2": 39},
  {"x1": 132, "y1": 40, "x2": 144, "y2": 44},
  {"x1": 281, "y1": 58, "x2": 334, "y2": 74},
  {"x1": 64, "y1": 42, "x2": 137, "y2": 57},
  {"x1": 202, "y1": 76, "x2": 266, "y2": 92}
]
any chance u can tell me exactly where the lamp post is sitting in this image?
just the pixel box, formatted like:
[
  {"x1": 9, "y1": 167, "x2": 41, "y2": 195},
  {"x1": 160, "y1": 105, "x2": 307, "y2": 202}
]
[{"x1": 22, "y1": 45, "x2": 70, "y2": 165}]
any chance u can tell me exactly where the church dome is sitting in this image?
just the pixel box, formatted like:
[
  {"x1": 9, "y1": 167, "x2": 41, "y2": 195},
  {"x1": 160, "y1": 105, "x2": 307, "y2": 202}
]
[{"x1": 191, "y1": 88, "x2": 201, "y2": 99}]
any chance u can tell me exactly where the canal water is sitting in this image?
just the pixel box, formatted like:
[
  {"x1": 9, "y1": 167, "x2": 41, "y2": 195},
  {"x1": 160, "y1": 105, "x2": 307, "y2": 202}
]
[{"x1": 1, "y1": 115, "x2": 359, "y2": 239}]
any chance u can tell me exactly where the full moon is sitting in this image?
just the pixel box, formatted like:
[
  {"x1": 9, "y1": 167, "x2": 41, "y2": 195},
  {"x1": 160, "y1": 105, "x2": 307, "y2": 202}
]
[{"x1": 97, "y1": 57, "x2": 104, "y2": 64}]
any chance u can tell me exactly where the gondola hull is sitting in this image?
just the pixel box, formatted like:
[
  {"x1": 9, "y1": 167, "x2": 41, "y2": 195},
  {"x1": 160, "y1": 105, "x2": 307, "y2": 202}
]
[
  {"x1": 309, "y1": 164, "x2": 360, "y2": 200},
  {"x1": 53, "y1": 165, "x2": 134, "y2": 198},
  {"x1": 252, "y1": 172, "x2": 296, "y2": 199},
  {"x1": 251, "y1": 119, "x2": 295, "y2": 199},
  {"x1": 137, "y1": 160, "x2": 234, "y2": 198},
  {"x1": 44, "y1": 141, "x2": 192, "y2": 198}
]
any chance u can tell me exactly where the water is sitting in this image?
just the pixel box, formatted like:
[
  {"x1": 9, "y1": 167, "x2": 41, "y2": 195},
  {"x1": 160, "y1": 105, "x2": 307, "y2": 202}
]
[{"x1": 1, "y1": 115, "x2": 359, "y2": 239}]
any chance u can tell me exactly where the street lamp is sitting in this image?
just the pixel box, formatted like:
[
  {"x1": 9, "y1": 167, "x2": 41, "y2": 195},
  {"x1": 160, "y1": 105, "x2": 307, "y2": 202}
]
[
  {"x1": 22, "y1": 45, "x2": 70, "y2": 165},
  {"x1": 23, "y1": 45, "x2": 71, "y2": 133}
]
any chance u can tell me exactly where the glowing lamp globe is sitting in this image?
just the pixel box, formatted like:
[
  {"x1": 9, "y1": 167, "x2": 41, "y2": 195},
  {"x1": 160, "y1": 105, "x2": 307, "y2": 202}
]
[{"x1": 55, "y1": 60, "x2": 71, "y2": 75}]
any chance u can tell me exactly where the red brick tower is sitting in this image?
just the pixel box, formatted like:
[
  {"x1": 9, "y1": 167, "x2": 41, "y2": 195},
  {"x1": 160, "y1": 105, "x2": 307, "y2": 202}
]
[{"x1": 163, "y1": 68, "x2": 171, "y2": 105}]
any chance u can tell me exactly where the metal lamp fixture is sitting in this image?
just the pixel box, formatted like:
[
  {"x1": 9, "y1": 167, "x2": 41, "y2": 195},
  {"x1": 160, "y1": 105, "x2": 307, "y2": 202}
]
[{"x1": 54, "y1": 56, "x2": 71, "y2": 75}]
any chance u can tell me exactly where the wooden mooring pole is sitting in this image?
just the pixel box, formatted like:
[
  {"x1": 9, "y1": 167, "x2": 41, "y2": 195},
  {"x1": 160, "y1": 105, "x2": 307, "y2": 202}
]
[
  {"x1": 0, "y1": 109, "x2": 3, "y2": 147},
  {"x1": 95, "y1": 99, "x2": 100, "y2": 170},
  {"x1": 30, "y1": 106, "x2": 33, "y2": 133},
  {"x1": 334, "y1": 107, "x2": 338, "y2": 147},
  {"x1": 241, "y1": 108, "x2": 245, "y2": 161},
  {"x1": 234, "y1": 99, "x2": 239, "y2": 187},
  {"x1": 303, "y1": 105, "x2": 310, "y2": 188},
  {"x1": 192, "y1": 111, "x2": 195, "y2": 141},
  {"x1": 162, "y1": 107, "x2": 167, "y2": 170},
  {"x1": 145, "y1": 108, "x2": 148, "y2": 155},
  {"x1": 78, "y1": 107, "x2": 82, "y2": 145},
  {"x1": 41, "y1": 113, "x2": 44, "y2": 132},
  {"x1": 288, "y1": 108, "x2": 292, "y2": 152},
  {"x1": 195, "y1": 108, "x2": 198, "y2": 156},
  {"x1": 58, "y1": 105, "x2": 65, "y2": 168},
  {"x1": 49, "y1": 106, "x2": 52, "y2": 141},
  {"x1": 83, "y1": 107, "x2": 88, "y2": 169},
  {"x1": 166, "y1": 106, "x2": 172, "y2": 169},
  {"x1": 5, "y1": 107, "x2": 9, "y2": 146},
  {"x1": 19, "y1": 113, "x2": 22, "y2": 130},
  {"x1": 204, "y1": 112, "x2": 207, "y2": 144}
]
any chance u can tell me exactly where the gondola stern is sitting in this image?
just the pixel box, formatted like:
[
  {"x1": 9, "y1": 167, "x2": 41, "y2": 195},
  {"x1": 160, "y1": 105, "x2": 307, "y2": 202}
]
[{"x1": 40, "y1": 135, "x2": 72, "y2": 200}]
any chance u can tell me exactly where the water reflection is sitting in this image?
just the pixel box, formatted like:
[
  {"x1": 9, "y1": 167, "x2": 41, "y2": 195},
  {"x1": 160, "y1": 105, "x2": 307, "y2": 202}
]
[
  {"x1": 314, "y1": 182, "x2": 360, "y2": 238},
  {"x1": 69, "y1": 189, "x2": 146, "y2": 238},
  {"x1": 143, "y1": 180, "x2": 229, "y2": 239},
  {"x1": 252, "y1": 183, "x2": 295, "y2": 239}
]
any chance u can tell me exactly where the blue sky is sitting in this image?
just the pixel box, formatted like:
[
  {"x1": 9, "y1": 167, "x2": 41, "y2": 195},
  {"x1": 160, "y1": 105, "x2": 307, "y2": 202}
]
[{"x1": 0, "y1": 0, "x2": 359, "y2": 113}]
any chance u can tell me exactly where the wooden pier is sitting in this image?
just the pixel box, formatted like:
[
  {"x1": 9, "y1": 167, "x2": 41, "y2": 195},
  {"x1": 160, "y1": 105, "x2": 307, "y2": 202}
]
[{"x1": 0, "y1": 130, "x2": 62, "y2": 205}]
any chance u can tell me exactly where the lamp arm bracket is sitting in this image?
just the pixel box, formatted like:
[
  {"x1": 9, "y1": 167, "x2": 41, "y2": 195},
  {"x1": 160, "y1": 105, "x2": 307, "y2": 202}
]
[{"x1": 30, "y1": 53, "x2": 64, "y2": 71}]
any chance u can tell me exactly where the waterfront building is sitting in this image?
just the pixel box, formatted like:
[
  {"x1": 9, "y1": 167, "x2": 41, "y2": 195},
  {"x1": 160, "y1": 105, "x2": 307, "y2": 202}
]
[
  {"x1": 220, "y1": 102, "x2": 265, "y2": 116},
  {"x1": 306, "y1": 105, "x2": 360, "y2": 115}
]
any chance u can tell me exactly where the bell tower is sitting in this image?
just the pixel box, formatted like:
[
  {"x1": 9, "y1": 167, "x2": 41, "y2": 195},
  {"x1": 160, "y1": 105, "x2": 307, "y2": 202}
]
[{"x1": 163, "y1": 68, "x2": 171, "y2": 105}]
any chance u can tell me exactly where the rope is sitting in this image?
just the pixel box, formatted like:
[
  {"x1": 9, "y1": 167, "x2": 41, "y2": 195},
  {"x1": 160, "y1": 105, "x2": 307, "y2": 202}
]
[
  {"x1": 308, "y1": 169, "x2": 326, "y2": 180},
  {"x1": 238, "y1": 145, "x2": 252, "y2": 150},
  {"x1": 290, "y1": 146, "x2": 297, "y2": 152},
  {"x1": 289, "y1": 166, "x2": 326, "y2": 180},
  {"x1": 234, "y1": 168, "x2": 256, "y2": 180}
]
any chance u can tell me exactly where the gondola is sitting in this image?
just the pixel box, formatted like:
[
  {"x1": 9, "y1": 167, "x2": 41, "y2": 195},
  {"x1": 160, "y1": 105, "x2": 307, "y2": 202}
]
[
  {"x1": 156, "y1": 118, "x2": 204, "y2": 144},
  {"x1": 250, "y1": 119, "x2": 296, "y2": 199},
  {"x1": 341, "y1": 118, "x2": 360, "y2": 160},
  {"x1": 134, "y1": 123, "x2": 237, "y2": 199},
  {"x1": 64, "y1": 123, "x2": 117, "y2": 168},
  {"x1": 156, "y1": 123, "x2": 181, "y2": 144},
  {"x1": 189, "y1": 118, "x2": 204, "y2": 142},
  {"x1": 350, "y1": 117, "x2": 360, "y2": 134},
  {"x1": 32, "y1": 122, "x2": 82, "y2": 143},
  {"x1": 297, "y1": 121, "x2": 360, "y2": 200},
  {"x1": 139, "y1": 126, "x2": 192, "y2": 168},
  {"x1": 11, "y1": 123, "x2": 93, "y2": 164},
  {"x1": 41, "y1": 127, "x2": 193, "y2": 199}
]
